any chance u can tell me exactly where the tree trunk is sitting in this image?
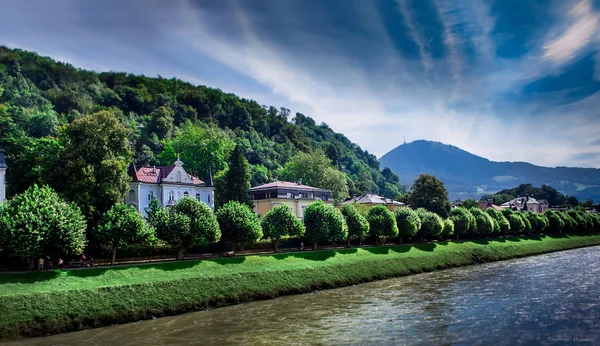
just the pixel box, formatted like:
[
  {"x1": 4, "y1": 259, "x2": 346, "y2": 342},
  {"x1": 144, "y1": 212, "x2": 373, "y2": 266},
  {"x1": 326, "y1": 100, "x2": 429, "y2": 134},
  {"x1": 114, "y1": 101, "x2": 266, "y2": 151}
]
[
  {"x1": 111, "y1": 246, "x2": 117, "y2": 264},
  {"x1": 313, "y1": 242, "x2": 317, "y2": 250},
  {"x1": 273, "y1": 238, "x2": 279, "y2": 253},
  {"x1": 347, "y1": 236, "x2": 351, "y2": 247},
  {"x1": 177, "y1": 247, "x2": 186, "y2": 260},
  {"x1": 456, "y1": 234, "x2": 459, "y2": 240}
]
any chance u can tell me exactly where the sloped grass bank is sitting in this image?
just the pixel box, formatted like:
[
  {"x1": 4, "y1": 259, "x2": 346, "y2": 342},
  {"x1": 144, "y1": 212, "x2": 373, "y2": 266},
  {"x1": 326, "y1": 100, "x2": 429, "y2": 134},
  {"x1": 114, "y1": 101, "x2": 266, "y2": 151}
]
[{"x1": 2, "y1": 234, "x2": 600, "y2": 339}]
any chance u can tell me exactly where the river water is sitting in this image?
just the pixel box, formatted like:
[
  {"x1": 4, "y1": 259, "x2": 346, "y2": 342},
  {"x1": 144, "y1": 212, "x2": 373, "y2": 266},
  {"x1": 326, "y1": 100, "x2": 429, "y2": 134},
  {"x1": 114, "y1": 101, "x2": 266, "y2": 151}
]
[{"x1": 9, "y1": 246, "x2": 600, "y2": 345}]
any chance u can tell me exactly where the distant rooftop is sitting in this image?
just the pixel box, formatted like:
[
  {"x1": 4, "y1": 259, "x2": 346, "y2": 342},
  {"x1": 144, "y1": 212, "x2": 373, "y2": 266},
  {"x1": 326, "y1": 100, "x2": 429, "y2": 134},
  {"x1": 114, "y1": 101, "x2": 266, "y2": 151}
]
[
  {"x1": 341, "y1": 194, "x2": 405, "y2": 206},
  {"x1": 250, "y1": 181, "x2": 331, "y2": 192}
]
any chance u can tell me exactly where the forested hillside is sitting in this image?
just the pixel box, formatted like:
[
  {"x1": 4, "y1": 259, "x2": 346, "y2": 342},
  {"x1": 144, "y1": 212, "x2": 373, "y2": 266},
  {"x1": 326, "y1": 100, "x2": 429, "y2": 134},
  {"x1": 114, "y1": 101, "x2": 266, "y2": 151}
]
[{"x1": 0, "y1": 47, "x2": 404, "y2": 204}]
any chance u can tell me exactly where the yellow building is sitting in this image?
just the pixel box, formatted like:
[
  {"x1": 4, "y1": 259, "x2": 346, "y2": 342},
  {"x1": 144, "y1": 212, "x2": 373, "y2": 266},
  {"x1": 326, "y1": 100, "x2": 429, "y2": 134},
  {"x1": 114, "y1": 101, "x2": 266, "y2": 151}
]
[{"x1": 249, "y1": 180, "x2": 334, "y2": 219}]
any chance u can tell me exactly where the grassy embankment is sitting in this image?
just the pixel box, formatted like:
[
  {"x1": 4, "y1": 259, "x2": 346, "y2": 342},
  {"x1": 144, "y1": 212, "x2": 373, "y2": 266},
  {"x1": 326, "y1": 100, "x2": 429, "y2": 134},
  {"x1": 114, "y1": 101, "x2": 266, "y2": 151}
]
[{"x1": 1, "y1": 233, "x2": 600, "y2": 339}]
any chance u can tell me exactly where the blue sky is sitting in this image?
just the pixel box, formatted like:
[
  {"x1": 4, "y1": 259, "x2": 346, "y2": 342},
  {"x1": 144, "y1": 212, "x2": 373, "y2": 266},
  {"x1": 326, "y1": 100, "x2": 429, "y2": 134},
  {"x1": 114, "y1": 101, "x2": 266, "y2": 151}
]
[{"x1": 2, "y1": 0, "x2": 600, "y2": 168}]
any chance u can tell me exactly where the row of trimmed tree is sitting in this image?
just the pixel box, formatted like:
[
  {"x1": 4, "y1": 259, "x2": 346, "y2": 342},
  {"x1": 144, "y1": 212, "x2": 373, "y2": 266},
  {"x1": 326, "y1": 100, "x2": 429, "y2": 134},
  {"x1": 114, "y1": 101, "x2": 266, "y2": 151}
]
[{"x1": 1, "y1": 184, "x2": 599, "y2": 265}]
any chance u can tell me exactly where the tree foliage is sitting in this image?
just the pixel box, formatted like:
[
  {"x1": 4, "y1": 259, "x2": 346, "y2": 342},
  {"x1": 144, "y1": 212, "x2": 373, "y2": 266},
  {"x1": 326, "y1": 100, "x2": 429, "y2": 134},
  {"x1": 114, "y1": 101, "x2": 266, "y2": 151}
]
[
  {"x1": 544, "y1": 210, "x2": 565, "y2": 234},
  {"x1": 485, "y1": 208, "x2": 510, "y2": 235},
  {"x1": 449, "y1": 207, "x2": 473, "y2": 238},
  {"x1": 150, "y1": 196, "x2": 220, "y2": 259},
  {"x1": 303, "y1": 200, "x2": 348, "y2": 249},
  {"x1": 415, "y1": 208, "x2": 444, "y2": 240},
  {"x1": 469, "y1": 207, "x2": 495, "y2": 236},
  {"x1": 261, "y1": 204, "x2": 305, "y2": 252},
  {"x1": 96, "y1": 203, "x2": 154, "y2": 263},
  {"x1": 0, "y1": 185, "x2": 87, "y2": 260},
  {"x1": 408, "y1": 174, "x2": 451, "y2": 217},
  {"x1": 217, "y1": 201, "x2": 263, "y2": 251},
  {"x1": 340, "y1": 204, "x2": 369, "y2": 245},
  {"x1": 441, "y1": 219, "x2": 455, "y2": 239},
  {"x1": 215, "y1": 143, "x2": 252, "y2": 209},
  {"x1": 366, "y1": 205, "x2": 399, "y2": 243},
  {"x1": 394, "y1": 207, "x2": 421, "y2": 242}
]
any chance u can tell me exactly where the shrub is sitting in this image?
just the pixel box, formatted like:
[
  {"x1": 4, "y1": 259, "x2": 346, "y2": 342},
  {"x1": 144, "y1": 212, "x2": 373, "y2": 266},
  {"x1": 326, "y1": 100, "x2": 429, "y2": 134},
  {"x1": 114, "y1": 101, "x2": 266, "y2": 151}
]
[
  {"x1": 449, "y1": 207, "x2": 473, "y2": 239},
  {"x1": 0, "y1": 184, "x2": 87, "y2": 261},
  {"x1": 441, "y1": 219, "x2": 455, "y2": 239},
  {"x1": 261, "y1": 204, "x2": 305, "y2": 252},
  {"x1": 217, "y1": 201, "x2": 263, "y2": 252},
  {"x1": 367, "y1": 205, "x2": 398, "y2": 244},
  {"x1": 96, "y1": 203, "x2": 155, "y2": 263},
  {"x1": 340, "y1": 205, "x2": 369, "y2": 246},
  {"x1": 544, "y1": 210, "x2": 565, "y2": 234},
  {"x1": 503, "y1": 209, "x2": 525, "y2": 235},
  {"x1": 589, "y1": 213, "x2": 600, "y2": 232},
  {"x1": 150, "y1": 196, "x2": 221, "y2": 259},
  {"x1": 537, "y1": 213, "x2": 550, "y2": 233},
  {"x1": 415, "y1": 208, "x2": 444, "y2": 241},
  {"x1": 567, "y1": 210, "x2": 587, "y2": 233},
  {"x1": 516, "y1": 212, "x2": 532, "y2": 234},
  {"x1": 303, "y1": 200, "x2": 348, "y2": 249},
  {"x1": 469, "y1": 207, "x2": 495, "y2": 237},
  {"x1": 394, "y1": 207, "x2": 421, "y2": 242},
  {"x1": 558, "y1": 212, "x2": 577, "y2": 233},
  {"x1": 485, "y1": 208, "x2": 510, "y2": 235}
]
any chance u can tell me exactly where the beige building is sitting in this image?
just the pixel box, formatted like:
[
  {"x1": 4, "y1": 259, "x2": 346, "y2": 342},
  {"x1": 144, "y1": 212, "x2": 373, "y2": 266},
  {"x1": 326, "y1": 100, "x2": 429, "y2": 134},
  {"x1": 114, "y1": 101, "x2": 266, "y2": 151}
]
[
  {"x1": 249, "y1": 180, "x2": 334, "y2": 219},
  {"x1": 500, "y1": 196, "x2": 548, "y2": 213},
  {"x1": 339, "y1": 194, "x2": 405, "y2": 211}
]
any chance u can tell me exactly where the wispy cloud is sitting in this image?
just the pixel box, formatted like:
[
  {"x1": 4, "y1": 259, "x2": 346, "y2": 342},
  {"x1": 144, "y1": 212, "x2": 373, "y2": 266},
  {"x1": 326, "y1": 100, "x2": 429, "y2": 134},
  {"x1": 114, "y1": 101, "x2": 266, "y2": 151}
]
[{"x1": 543, "y1": 0, "x2": 600, "y2": 64}]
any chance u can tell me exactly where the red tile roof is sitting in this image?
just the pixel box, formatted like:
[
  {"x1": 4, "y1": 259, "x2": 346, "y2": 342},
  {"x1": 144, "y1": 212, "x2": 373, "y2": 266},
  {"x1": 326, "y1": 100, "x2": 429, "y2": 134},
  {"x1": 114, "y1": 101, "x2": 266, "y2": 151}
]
[{"x1": 129, "y1": 163, "x2": 205, "y2": 186}]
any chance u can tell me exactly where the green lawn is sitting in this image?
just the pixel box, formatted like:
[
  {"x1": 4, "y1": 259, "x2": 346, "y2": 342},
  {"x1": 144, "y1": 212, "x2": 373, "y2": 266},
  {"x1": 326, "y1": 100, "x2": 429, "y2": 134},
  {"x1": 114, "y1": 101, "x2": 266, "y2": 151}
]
[{"x1": 1, "y1": 234, "x2": 600, "y2": 339}]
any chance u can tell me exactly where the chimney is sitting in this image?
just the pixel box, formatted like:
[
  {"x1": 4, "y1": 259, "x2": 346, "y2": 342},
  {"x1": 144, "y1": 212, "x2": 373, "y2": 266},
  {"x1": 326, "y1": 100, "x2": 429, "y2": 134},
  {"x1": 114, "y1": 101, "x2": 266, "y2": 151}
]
[{"x1": 298, "y1": 178, "x2": 302, "y2": 185}]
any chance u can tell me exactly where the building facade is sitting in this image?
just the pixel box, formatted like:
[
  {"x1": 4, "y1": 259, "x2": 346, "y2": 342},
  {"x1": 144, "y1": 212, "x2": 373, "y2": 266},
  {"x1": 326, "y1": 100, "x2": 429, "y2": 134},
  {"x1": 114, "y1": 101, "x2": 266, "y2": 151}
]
[
  {"x1": 249, "y1": 180, "x2": 334, "y2": 219},
  {"x1": 0, "y1": 147, "x2": 6, "y2": 204},
  {"x1": 500, "y1": 196, "x2": 547, "y2": 213},
  {"x1": 126, "y1": 158, "x2": 214, "y2": 217}
]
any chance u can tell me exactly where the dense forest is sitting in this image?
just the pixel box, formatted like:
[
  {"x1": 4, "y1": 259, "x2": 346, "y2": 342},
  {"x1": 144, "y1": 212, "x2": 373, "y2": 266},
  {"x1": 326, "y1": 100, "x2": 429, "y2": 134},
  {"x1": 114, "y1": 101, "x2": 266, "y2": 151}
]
[{"x1": 0, "y1": 47, "x2": 405, "y2": 205}]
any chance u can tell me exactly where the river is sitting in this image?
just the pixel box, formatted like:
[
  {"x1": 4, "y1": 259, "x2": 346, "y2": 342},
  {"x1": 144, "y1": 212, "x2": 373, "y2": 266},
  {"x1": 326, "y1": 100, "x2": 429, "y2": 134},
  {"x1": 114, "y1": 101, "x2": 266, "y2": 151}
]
[{"x1": 8, "y1": 246, "x2": 600, "y2": 345}]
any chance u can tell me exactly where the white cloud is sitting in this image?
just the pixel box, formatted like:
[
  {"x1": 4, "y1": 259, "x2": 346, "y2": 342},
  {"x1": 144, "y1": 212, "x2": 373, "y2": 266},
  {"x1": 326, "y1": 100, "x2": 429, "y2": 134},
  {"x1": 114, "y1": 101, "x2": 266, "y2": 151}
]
[{"x1": 543, "y1": 0, "x2": 600, "y2": 63}]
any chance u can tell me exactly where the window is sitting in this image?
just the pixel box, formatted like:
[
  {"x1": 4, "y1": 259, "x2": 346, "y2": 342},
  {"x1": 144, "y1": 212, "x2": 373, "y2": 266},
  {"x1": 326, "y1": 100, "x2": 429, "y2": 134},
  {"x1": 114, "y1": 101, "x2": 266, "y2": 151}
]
[
  {"x1": 148, "y1": 191, "x2": 155, "y2": 201},
  {"x1": 208, "y1": 194, "x2": 212, "y2": 204},
  {"x1": 196, "y1": 193, "x2": 201, "y2": 201},
  {"x1": 321, "y1": 194, "x2": 328, "y2": 201},
  {"x1": 184, "y1": 191, "x2": 189, "y2": 197},
  {"x1": 286, "y1": 192, "x2": 292, "y2": 199},
  {"x1": 128, "y1": 190, "x2": 135, "y2": 201},
  {"x1": 177, "y1": 171, "x2": 182, "y2": 182},
  {"x1": 168, "y1": 191, "x2": 175, "y2": 204}
]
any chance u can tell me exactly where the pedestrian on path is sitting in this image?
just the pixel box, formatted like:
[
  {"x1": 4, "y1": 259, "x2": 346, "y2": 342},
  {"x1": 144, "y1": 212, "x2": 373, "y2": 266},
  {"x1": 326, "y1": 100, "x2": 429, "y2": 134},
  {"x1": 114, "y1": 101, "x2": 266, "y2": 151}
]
[
  {"x1": 58, "y1": 258, "x2": 64, "y2": 270},
  {"x1": 37, "y1": 257, "x2": 44, "y2": 271}
]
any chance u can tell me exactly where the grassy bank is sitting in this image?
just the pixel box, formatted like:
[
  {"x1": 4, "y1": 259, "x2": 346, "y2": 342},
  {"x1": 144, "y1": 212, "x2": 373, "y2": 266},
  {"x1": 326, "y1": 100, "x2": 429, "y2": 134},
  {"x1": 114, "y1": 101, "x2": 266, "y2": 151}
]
[{"x1": 1, "y1": 234, "x2": 600, "y2": 339}]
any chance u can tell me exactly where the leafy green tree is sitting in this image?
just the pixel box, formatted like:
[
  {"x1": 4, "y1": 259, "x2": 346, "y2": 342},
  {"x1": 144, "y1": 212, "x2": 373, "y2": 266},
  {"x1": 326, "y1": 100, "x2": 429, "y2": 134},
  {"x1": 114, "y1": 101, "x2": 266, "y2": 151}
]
[
  {"x1": 515, "y1": 212, "x2": 532, "y2": 234},
  {"x1": 449, "y1": 207, "x2": 474, "y2": 239},
  {"x1": 96, "y1": 203, "x2": 154, "y2": 264},
  {"x1": 0, "y1": 185, "x2": 87, "y2": 261},
  {"x1": 415, "y1": 208, "x2": 444, "y2": 241},
  {"x1": 279, "y1": 151, "x2": 349, "y2": 202},
  {"x1": 485, "y1": 208, "x2": 510, "y2": 235},
  {"x1": 215, "y1": 143, "x2": 252, "y2": 209},
  {"x1": 469, "y1": 208, "x2": 495, "y2": 237},
  {"x1": 56, "y1": 110, "x2": 132, "y2": 225},
  {"x1": 461, "y1": 199, "x2": 479, "y2": 209},
  {"x1": 261, "y1": 204, "x2": 305, "y2": 252},
  {"x1": 394, "y1": 207, "x2": 421, "y2": 242},
  {"x1": 148, "y1": 105, "x2": 175, "y2": 139},
  {"x1": 217, "y1": 201, "x2": 263, "y2": 252},
  {"x1": 442, "y1": 219, "x2": 455, "y2": 239},
  {"x1": 150, "y1": 196, "x2": 221, "y2": 259},
  {"x1": 544, "y1": 210, "x2": 565, "y2": 234},
  {"x1": 408, "y1": 174, "x2": 451, "y2": 218},
  {"x1": 567, "y1": 210, "x2": 588, "y2": 233},
  {"x1": 158, "y1": 122, "x2": 235, "y2": 182},
  {"x1": 303, "y1": 200, "x2": 348, "y2": 249},
  {"x1": 340, "y1": 205, "x2": 369, "y2": 246},
  {"x1": 558, "y1": 212, "x2": 577, "y2": 233},
  {"x1": 250, "y1": 164, "x2": 271, "y2": 187},
  {"x1": 493, "y1": 194, "x2": 514, "y2": 206},
  {"x1": 367, "y1": 205, "x2": 398, "y2": 244}
]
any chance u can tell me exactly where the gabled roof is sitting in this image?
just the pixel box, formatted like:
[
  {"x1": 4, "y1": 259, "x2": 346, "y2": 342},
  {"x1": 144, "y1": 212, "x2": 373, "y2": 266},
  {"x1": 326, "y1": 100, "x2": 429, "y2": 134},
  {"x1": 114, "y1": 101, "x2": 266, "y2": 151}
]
[
  {"x1": 341, "y1": 194, "x2": 404, "y2": 206},
  {"x1": 250, "y1": 181, "x2": 331, "y2": 193},
  {"x1": 128, "y1": 163, "x2": 205, "y2": 186},
  {"x1": 500, "y1": 197, "x2": 540, "y2": 207}
]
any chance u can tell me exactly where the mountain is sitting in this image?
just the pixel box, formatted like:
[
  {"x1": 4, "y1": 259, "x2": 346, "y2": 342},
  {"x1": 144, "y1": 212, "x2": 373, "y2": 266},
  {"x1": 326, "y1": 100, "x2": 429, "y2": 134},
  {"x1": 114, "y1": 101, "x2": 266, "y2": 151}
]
[{"x1": 379, "y1": 140, "x2": 600, "y2": 202}]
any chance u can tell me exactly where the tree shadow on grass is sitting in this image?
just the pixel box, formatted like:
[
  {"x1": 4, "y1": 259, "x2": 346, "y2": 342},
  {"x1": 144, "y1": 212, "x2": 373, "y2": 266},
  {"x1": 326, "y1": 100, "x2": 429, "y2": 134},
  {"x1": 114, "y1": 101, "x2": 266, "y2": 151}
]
[
  {"x1": 505, "y1": 237, "x2": 522, "y2": 242},
  {"x1": 271, "y1": 250, "x2": 337, "y2": 261},
  {"x1": 363, "y1": 247, "x2": 390, "y2": 255},
  {"x1": 213, "y1": 257, "x2": 246, "y2": 265},
  {"x1": 470, "y1": 239, "x2": 489, "y2": 245},
  {"x1": 413, "y1": 243, "x2": 437, "y2": 252},
  {"x1": 0, "y1": 270, "x2": 61, "y2": 285}
]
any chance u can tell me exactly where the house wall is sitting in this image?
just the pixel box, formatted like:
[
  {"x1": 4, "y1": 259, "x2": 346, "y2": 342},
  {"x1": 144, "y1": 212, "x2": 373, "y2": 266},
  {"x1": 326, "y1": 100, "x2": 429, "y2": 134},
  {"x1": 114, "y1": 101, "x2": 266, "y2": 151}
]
[
  {"x1": 127, "y1": 182, "x2": 215, "y2": 218},
  {"x1": 253, "y1": 198, "x2": 333, "y2": 219},
  {"x1": 0, "y1": 168, "x2": 5, "y2": 204}
]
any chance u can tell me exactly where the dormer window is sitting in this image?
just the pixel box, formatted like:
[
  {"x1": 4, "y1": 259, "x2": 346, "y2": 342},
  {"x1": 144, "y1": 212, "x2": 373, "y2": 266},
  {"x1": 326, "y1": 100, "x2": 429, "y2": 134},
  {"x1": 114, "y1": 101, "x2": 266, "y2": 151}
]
[{"x1": 177, "y1": 172, "x2": 182, "y2": 182}]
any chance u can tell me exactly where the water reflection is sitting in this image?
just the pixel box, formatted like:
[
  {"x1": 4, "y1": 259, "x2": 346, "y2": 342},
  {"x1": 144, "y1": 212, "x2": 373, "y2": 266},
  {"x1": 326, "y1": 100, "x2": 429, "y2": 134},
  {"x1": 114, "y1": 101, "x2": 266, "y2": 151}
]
[{"x1": 9, "y1": 246, "x2": 600, "y2": 345}]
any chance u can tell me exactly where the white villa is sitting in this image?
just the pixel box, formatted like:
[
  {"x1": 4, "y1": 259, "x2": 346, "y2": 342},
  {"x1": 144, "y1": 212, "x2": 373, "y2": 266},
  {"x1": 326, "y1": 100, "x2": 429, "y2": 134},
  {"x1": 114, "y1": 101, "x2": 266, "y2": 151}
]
[
  {"x1": 126, "y1": 157, "x2": 214, "y2": 217},
  {"x1": 0, "y1": 147, "x2": 6, "y2": 204}
]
